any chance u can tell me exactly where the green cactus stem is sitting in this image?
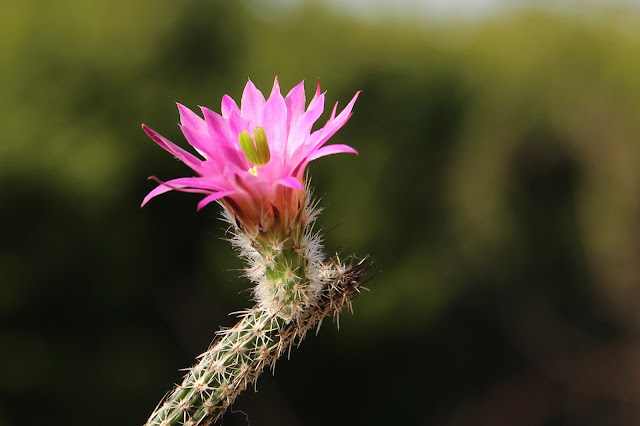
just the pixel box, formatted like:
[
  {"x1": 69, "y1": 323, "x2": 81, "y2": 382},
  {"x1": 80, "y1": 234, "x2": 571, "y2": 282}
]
[{"x1": 145, "y1": 257, "x2": 369, "y2": 426}]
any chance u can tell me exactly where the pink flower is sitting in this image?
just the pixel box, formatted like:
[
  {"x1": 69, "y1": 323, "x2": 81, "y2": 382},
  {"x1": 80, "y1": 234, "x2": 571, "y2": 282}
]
[{"x1": 142, "y1": 77, "x2": 359, "y2": 233}]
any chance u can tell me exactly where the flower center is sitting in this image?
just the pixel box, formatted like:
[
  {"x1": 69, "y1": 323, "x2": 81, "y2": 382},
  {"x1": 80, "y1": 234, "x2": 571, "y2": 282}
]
[{"x1": 238, "y1": 127, "x2": 271, "y2": 176}]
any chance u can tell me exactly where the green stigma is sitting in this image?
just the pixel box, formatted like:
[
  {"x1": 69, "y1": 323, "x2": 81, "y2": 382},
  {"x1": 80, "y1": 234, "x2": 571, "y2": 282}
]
[{"x1": 238, "y1": 127, "x2": 271, "y2": 176}]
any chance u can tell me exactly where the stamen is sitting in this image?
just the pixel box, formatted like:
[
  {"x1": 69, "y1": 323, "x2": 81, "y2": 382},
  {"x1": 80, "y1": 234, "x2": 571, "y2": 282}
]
[{"x1": 238, "y1": 127, "x2": 271, "y2": 176}]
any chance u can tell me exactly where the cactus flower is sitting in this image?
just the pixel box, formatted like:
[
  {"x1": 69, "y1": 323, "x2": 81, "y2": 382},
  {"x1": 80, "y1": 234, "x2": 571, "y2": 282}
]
[
  {"x1": 142, "y1": 78, "x2": 367, "y2": 426},
  {"x1": 142, "y1": 77, "x2": 359, "y2": 233}
]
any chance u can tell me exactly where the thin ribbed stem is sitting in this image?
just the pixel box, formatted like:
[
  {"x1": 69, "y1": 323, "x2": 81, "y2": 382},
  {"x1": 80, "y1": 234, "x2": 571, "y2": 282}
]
[{"x1": 145, "y1": 258, "x2": 370, "y2": 426}]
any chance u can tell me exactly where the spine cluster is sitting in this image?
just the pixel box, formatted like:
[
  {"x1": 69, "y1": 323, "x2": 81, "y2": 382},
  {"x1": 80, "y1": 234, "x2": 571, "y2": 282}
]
[
  {"x1": 145, "y1": 196, "x2": 368, "y2": 426},
  {"x1": 230, "y1": 196, "x2": 327, "y2": 322}
]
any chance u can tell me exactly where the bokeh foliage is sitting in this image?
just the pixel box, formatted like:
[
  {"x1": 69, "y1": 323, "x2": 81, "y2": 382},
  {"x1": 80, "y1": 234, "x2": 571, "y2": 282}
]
[{"x1": 3, "y1": 1, "x2": 640, "y2": 425}]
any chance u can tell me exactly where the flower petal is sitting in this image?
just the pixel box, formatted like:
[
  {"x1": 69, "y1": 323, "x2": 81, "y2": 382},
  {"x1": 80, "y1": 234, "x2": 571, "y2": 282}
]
[
  {"x1": 177, "y1": 104, "x2": 212, "y2": 159},
  {"x1": 286, "y1": 89, "x2": 325, "y2": 156},
  {"x1": 142, "y1": 124, "x2": 204, "y2": 173},
  {"x1": 240, "y1": 79, "x2": 266, "y2": 123},
  {"x1": 200, "y1": 106, "x2": 231, "y2": 141},
  {"x1": 142, "y1": 80, "x2": 359, "y2": 229},
  {"x1": 227, "y1": 109, "x2": 252, "y2": 165},
  {"x1": 306, "y1": 144, "x2": 358, "y2": 162},
  {"x1": 177, "y1": 103, "x2": 206, "y2": 132},
  {"x1": 263, "y1": 77, "x2": 289, "y2": 160},
  {"x1": 141, "y1": 177, "x2": 222, "y2": 206},
  {"x1": 197, "y1": 190, "x2": 236, "y2": 211},
  {"x1": 141, "y1": 183, "x2": 173, "y2": 206},
  {"x1": 309, "y1": 91, "x2": 360, "y2": 152},
  {"x1": 200, "y1": 106, "x2": 246, "y2": 169},
  {"x1": 276, "y1": 176, "x2": 304, "y2": 190},
  {"x1": 221, "y1": 94, "x2": 239, "y2": 119},
  {"x1": 284, "y1": 80, "x2": 306, "y2": 127}
]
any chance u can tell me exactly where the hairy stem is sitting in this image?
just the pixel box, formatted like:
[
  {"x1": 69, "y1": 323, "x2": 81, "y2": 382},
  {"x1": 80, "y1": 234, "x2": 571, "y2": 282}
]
[{"x1": 145, "y1": 257, "x2": 369, "y2": 426}]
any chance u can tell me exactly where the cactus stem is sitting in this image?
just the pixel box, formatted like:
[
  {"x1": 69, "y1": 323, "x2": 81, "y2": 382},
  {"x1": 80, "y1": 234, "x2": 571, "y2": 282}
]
[{"x1": 145, "y1": 258, "x2": 369, "y2": 426}]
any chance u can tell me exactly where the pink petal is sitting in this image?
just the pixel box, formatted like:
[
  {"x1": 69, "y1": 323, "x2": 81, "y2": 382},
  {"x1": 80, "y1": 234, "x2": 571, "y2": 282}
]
[
  {"x1": 240, "y1": 79, "x2": 266, "y2": 123},
  {"x1": 200, "y1": 106, "x2": 245, "y2": 169},
  {"x1": 142, "y1": 124, "x2": 204, "y2": 173},
  {"x1": 177, "y1": 104, "x2": 212, "y2": 159},
  {"x1": 286, "y1": 90, "x2": 325, "y2": 156},
  {"x1": 177, "y1": 103, "x2": 206, "y2": 132},
  {"x1": 312, "y1": 79, "x2": 321, "y2": 101},
  {"x1": 141, "y1": 183, "x2": 173, "y2": 206},
  {"x1": 141, "y1": 177, "x2": 222, "y2": 207},
  {"x1": 284, "y1": 80, "x2": 306, "y2": 126},
  {"x1": 307, "y1": 80, "x2": 324, "y2": 118},
  {"x1": 336, "y1": 90, "x2": 360, "y2": 122},
  {"x1": 229, "y1": 107, "x2": 253, "y2": 142},
  {"x1": 262, "y1": 77, "x2": 289, "y2": 159},
  {"x1": 287, "y1": 91, "x2": 360, "y2": 174},
  {"x1": 197, "y1": 190, "x2": 236, "y2": 211},
  {"x1": 309, "y1": 91, "x2": 360, "y2": 152},
  {"x1": 276, "y1": 176, "x2": 304, "y2": 190},
  {"x1": 200, "y1": 106, "x2": 231, "y2": 141},
  {"x1": 306, "y1": 144, "x2": 358, "y2": 162},
  {"x1": 221, "y1": 95, "x2": 239, "y2": 119},
  {"x1": 327, "y1": 102, "x2": 338, "y2": 121},
  {"x1": 227, "y1": 108, "x2": 251, "y2": 162},
  {"x1": 211, "y1": 105, "x2": 252, "y2": 170}
]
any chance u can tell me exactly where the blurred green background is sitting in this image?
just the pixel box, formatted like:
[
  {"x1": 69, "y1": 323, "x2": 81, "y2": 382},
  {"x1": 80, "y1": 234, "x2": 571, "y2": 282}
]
[{"x1": 3, "y1": 1, "x2": 640, "y2": 425}]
